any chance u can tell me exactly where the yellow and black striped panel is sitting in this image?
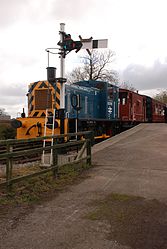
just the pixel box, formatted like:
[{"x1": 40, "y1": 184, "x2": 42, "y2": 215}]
[
  {"x1": 28, "y1": 81, "x2": 61, "y2": 118},
  {"x1": 53, "y1": 82, "x2": 60, "y2": 109}
]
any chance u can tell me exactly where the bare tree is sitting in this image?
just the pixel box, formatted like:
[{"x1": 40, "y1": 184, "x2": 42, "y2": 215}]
[
  {"x1": 154, "y1": 90, "x2": 167, "y2": 104},
  {"x1": 66, "y1": 50, "x2": 118, "y2": 84}
]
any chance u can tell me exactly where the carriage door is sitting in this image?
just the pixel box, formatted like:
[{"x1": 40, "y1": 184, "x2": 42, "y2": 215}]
[{"x1": 129, "y1": 92, "x2": 133, "y2": 120}]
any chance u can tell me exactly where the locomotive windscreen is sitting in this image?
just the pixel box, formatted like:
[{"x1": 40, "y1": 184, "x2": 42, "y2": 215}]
[{"x1": 35, "y1": 89, "x2": 52, "y2": 110}]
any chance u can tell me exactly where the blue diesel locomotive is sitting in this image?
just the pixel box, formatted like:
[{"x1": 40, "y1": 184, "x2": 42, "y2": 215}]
[{"x1": 12, "y1": 80, "x2": 120, "y2": 139}]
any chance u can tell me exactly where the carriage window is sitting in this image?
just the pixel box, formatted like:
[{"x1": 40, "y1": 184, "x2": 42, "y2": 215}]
[
  {"x1": 161, "y1": 109, "x2": 165, "y2": 116},
  {"x1": 137, "y1": 100, "x2": 140, "y2": 106},
  {"x1": 119, "y1": 92, "x2": 128, "y2": 105},
  {"x1": 155, "y1": 104, "x2": 158, "y2": 114},
  {"x1": 122, "y1": 98, "x2": 126, "y2": 105}
]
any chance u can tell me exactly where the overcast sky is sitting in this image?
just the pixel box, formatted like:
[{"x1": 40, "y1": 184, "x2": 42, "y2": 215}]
[{"x1": 1, "y1": 0, "x2": 167, "y2": 117}]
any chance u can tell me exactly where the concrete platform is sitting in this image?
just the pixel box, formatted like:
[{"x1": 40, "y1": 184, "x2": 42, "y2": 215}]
[
  {"x1": 91, "y1": 123, "x2": 167, "y2": 201},
  {"x1": 92, "y1": 123, "x2": 146, "y2": 154},
  {"x1": 1, "y1": 123, "x2": 167, "y2": 249}
]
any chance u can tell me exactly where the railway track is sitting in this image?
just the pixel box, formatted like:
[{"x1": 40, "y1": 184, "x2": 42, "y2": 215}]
[
  {"x1": 0, "y1": 141, "x2": 43, "y2": 165},
  {"x1": 0, "y1": 138, "x2": 83, "y2": 169}
]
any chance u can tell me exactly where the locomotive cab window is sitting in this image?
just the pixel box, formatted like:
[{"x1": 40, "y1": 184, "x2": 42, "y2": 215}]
[{"x1": 108, "y1": 92, "x2": 113, "y2": 100}]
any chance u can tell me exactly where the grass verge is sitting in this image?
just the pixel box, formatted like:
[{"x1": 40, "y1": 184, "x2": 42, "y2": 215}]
[{"x1": 0, "y1": 163, "x2": 91, "y2": 208}]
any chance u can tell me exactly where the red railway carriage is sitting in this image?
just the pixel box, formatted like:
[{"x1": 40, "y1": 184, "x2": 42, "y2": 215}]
[
  {"x1": 144, "y1": 96, "x2": 166, "y2": 123},
  {"x1": 119, "y1": 89, "x2": 145, "y2": 125},
  {"x1": 151, "y1": 98, "x2": 166, "y2": 122}
]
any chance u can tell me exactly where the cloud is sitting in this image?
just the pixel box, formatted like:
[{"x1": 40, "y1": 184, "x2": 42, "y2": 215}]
[
  {"x1": 0, "y1": 0, "x2": 30, "y2": 28},
  {"x1": 0, "y1": 84, "x2": 27, "y2": 117},
  {"x1": 0, "y1": 0, "x2": 54, "y2": 29},
  {"x1": 0, "y1": 95, "x2": 25, "y2": 106},
  {"x1": 121, "y1": 59, "x2": 167, "y2": 90},
  {"x1": 0, "y1": 103, "x2": 26, "y2": 118},
  {"x1": 0, "y1": 0, "x2": 97, "y2": 30},
  {"x1": 50, "y1": 0, "x2": 96, "y2": 20},
  {"x1": 0, "y1": 84, "x2": 26, "y2": 97},
  {"x1": 0, "y1": 50, "x2": 38, "y2": 69}
]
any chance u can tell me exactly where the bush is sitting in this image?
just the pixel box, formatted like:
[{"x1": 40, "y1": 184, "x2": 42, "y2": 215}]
[{"x1": 0, "y1": 125, "x2": 16, "y2": 140}]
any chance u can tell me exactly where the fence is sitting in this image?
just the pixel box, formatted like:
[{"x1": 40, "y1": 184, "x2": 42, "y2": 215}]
[{"x1": 0, "y1": 131, "x2": 92, "y2": 190}]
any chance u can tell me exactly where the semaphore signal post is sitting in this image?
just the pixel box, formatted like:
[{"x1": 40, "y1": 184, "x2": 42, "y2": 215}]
[{"x1": 46, "y1": 22, "x2": 108, "y2": 135}]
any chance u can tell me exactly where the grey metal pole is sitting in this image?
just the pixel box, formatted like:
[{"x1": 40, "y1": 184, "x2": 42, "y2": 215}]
[
  {"x1": 76, "y1": 110, "x2": 78, "y2": 140},
  {"x1": 59, "y1": 23, "x2": 65, "y2": 109}
]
